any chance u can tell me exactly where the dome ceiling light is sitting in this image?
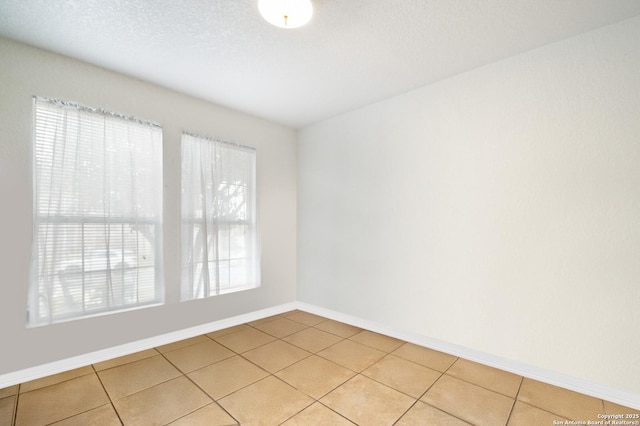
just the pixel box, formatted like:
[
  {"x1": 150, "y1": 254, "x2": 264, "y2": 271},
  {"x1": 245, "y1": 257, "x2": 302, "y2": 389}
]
[{"x1": 258, "y1": 0, "x2": 313, "y2": 29}]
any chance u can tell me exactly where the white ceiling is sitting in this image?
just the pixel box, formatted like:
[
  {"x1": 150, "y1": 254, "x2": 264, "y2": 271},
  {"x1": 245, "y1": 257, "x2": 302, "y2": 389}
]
[{"x1": 1, "y1": 1, "x2": 640, "y2": 128}]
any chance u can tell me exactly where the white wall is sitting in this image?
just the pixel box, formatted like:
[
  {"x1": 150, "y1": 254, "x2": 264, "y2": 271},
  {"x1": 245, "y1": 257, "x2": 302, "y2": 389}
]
[
  {"x1": 298, "y1": 16, "x2": 640, "y2": 394},
  {"x1": 0, "y1": 37, "x2": 297, "y2": 375}
]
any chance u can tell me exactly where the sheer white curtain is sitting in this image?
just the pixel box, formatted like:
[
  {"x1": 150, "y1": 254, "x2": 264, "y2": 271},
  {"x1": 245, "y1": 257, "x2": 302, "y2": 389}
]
[
  {"x1": 29, "y1": 97, "x2": 163, "y2": 326},
  {"x1": 181, "y1": 133, "x2": 259, "y2": 300}
]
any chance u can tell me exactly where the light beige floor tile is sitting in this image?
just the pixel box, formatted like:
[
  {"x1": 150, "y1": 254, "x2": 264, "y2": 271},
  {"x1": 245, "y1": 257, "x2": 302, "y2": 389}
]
[
  {"x1": 242, "y1": 340, "x2": 311, "y2": 373},
  {"x1": 0, "y1": 386, "x2": 18, "y2": 400},
  {"x1": 604, "y1": 400, "x2": 640, "y2": 415},
  {"x1": 212, "y1": 327, "x2": 276, "y2": 353},
  {"x1": 113, "y1": 376, "x2": 211, "y2": 426},
  {"x1": 275, "y1": 355, "x2": 356, "y2": 399},
  {"x1": 218, "y1": 376, "x2": 313, "y2": 426},
  {"x1": 50, "y1": 403, "x2": 121, "y2": 426},
  {"x1": 421, "y1": 375, "x2": 514, "y2": 426},
  {"x1": 155, "y1": 335, "x2": 211, "y2": 353},
  {"x1": 20, "y1": 365, "x2": 94, "y2": 393},
  {"x1": 16, "y1": 374, "x2": 109, "y2": 426},
  {"x1": 93, "y1": 348, "x2": 158, "y2": 371},
  {"x1": 396, "y1": 401, "x2": 472, "y2": 425},
  {"x1": 0, "y1": 396, "x2": 15, "y2": 426},
  {"x1": 13, "y1": 318, "x2": 627, "y2": 426},
  {"x1": 206, "y1": 324, "x2": 252, "y2": 339},
  {"x1": 362, "y1": 354, "x2": 441, "y2": 398},
  {"x1": 247, "y1": 314, "x2": 283, "y2": 326},
  {"x1": 169, "y1": 402, "x2": 238, "y2": 425},
  {"x1": 252, "y1": 317, "x2": 309, "y2": 338},
  {"x1": 283, "y1": 327, "x2": 343, "y2": 353},
  {"x1": 320, "y1": 374, "x2": 415, "y2": 426},
  {"x1": 281, "y1": 309, "x2": 302, "y2": 315},
  {"x1": 446, "y1": 358, "x2": 522, "y2": 397},
  {"x1": 508, "y1": 401, "x2": 568, "y2": 426},
  {"x1": 283, "y1": 311, "x2": 328, "y2": 326},
  {"x1": 518, "y1": 378, "x2": 604, "y2": 420},
  {"x1": 98, "y1": 354, "x2": 181, "y2": 399},
  {"x1": 281, "y1": 402, "x2": 355, "y2": 425},
  {"x1": 188, "y1": 355, "x2": 269, "y2": 400},
  {"x1": 350, "y1": 330, "x2": 404, "y2": 352},
  {"x1": 392, "y1": 343, "x2": 458, "y2": 372},
  {"x1": 314, "y1": 320, "x2": 362, "y2": 338},
  {"x1": 317, "y1": 339, "x2": 386, "y2": 372},
  {"x1": 162, "y1": 339, "x2": 234, "y2": 373}
]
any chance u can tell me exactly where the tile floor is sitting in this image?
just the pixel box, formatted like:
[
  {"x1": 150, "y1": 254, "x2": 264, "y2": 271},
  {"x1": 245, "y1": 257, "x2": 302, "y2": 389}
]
[{"x1": 1, "y1": 310, "x2": 638, "y2": 425}]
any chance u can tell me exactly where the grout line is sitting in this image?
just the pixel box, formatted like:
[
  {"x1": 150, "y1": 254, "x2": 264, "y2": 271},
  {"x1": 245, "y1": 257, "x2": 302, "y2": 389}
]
[
  {"x1": 156, "y1": 335, "x2": 212, "y2": 354},
  {"x1": 413, "y1": 359, "x2": 483, "y2": 425},
  {"x1": 438, "y1": 357, "x2": 533, "y2": 403},
  {"x1": 8, "y1": 313, "x2": 630, "y2": 424},
  {"x1": 16, "y1": 368, "x2": 95, "y2": 394},
  {"x1": 271, "y1": 377, "x2": 315, "y2": 425},
  {"x1": 355, "y1": 367, "x2": 422, "y2": 400},
  {"x1": 515, "y1": 376, "x2": 524, "y2": 400},
  {"x1": 165, "y1": 402, "x2": 230, "y2": 425},
  {"x1": 90, "y1": 365, "x2": 124, "y2": 426},
  {"x1": 392, "y1": 360, "x2": 472, "y2": 425},
  {"x1": 94, "y1": 351, "x2": 161, "y2": 375},
  {"x1": 316, "y1": 369, "x2": 358, "y2": 400},
  {"x1": 513, "y1": 378, "x2": 600, "y2": 421},
  {"x1": 399, "y1": 367, "x2": 448, "y2": 423},
  {"x1": 157, "y1": 347, "x2": 241, "y2": 424},
  {"x1": 213, "y1": 336, "x2": 275, "y2": 355},
  {"x1": 296, "y1": 334, "x2": 350, "y2": 363},
  {"x1": 414, "y1": 401, "x2": 475, "y2": 426},
  {"x1": 160, "y1": 346, "x2": 240, "y2": 425},
  {"x1": 247, "y1": 325, "x2": 363, "y2": 424},
  {"x1": 515, "y1": 400, "x2": 572, "y2": 422},
  {"x1": 215, "y1": 373, "x2": 272, "y2": 403},
  {"x1": 176, "y1": 337, "x2": 273, "y2": 403},
  {"x1": 504, "y1": 376, "x2": 525, "y2": 426},
  {"x1": 316, "y1": 400, "x2": 359, "y2": 425},
  {"x1": 389, "y1": 344, "x2": 454, "y2": 374},
  {"x1": 11, "y1": 384, "x2": 19, "y2": 426},
  {"x1": 441, "y1": 355, "x2": 460, "y2": 375},
  {"x1": 391, "y1": 398, "x2": 419, "y2": 425}
]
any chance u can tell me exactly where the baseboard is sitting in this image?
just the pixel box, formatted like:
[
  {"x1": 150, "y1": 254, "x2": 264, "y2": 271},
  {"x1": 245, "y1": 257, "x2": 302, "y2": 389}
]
[
  {"x1": 293, "y1": 301, "x2": 640, "y2": 410},
  {"x1": 0, "y1": 302, "x2": 297, "y2": 389},
  {"x1": 2, "y1": 300, "x2": 639, "y2": 410}
]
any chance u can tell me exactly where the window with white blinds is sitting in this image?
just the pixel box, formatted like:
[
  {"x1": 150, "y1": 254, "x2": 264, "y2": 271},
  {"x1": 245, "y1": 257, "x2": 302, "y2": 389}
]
[
  {"x1": 29, "y1": 97, "x2": 163, "y2": 326},
  {"x1": 181, "y1": 133, "x2": 259, "y2": 299}
]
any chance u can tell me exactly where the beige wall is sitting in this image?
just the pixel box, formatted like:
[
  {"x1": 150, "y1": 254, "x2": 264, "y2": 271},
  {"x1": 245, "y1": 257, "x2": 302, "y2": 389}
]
[
  {"x1": 0, "y1": 37, "x2": 297, "y2": 375},
  {"x1": 298, "y1": 16, "x2": 640, "y2": 394}
]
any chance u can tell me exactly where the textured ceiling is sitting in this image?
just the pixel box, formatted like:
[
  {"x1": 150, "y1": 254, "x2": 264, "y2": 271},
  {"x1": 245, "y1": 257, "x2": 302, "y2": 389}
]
[{"x1": 1, "y1": 0, "x2": 640, "y2": 128}]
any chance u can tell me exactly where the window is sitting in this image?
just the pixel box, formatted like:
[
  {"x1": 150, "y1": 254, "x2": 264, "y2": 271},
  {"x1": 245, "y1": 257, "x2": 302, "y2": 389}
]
[
  {"x1": 181, "y1": 133, "x2": 259, "y2": 299},
  {"x1": 29, "y1": 97, "x2": 163, "y2": 326}
]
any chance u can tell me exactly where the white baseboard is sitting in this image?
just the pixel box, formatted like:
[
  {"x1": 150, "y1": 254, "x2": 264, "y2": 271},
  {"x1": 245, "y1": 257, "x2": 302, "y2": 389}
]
[
  {"x1": 0, "y1": 302, "x2": 296, "y2": 389},
  {"x1": 2, "y1": 300, "x2": 639, "y2": 410},
  {"x1": 293, "y1": 301, "x2": 640, "y2": 410}
]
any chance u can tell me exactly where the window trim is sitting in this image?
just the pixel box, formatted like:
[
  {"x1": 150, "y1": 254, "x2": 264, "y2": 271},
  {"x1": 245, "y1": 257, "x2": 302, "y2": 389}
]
[
  {"x1": 180, "y1": 132, "x2": 260, "y2": 300},
  {"x1": 29, "y1": 97, "x2": 164, "y2": 326}
]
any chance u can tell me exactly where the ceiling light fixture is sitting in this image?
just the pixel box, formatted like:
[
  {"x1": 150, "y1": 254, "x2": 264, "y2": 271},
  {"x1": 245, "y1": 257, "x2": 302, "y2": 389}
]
[{"x1": 258, "y1": 0, "x2": 313, "y2": 29}]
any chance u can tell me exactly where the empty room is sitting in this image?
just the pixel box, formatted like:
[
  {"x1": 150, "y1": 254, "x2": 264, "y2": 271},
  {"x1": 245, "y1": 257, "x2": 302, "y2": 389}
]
[{"x1": 1, "y1": 1, "x2": 639, "y2": 425}]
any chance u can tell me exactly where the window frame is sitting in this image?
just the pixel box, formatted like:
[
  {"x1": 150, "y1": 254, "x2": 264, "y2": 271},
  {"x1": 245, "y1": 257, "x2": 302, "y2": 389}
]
[
  {"x1": 29, "y1": 97, "x2": 164, "y2": 326},
  {"x1": 180, "y1": 132, "x2": 260, "y2": 300}
]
